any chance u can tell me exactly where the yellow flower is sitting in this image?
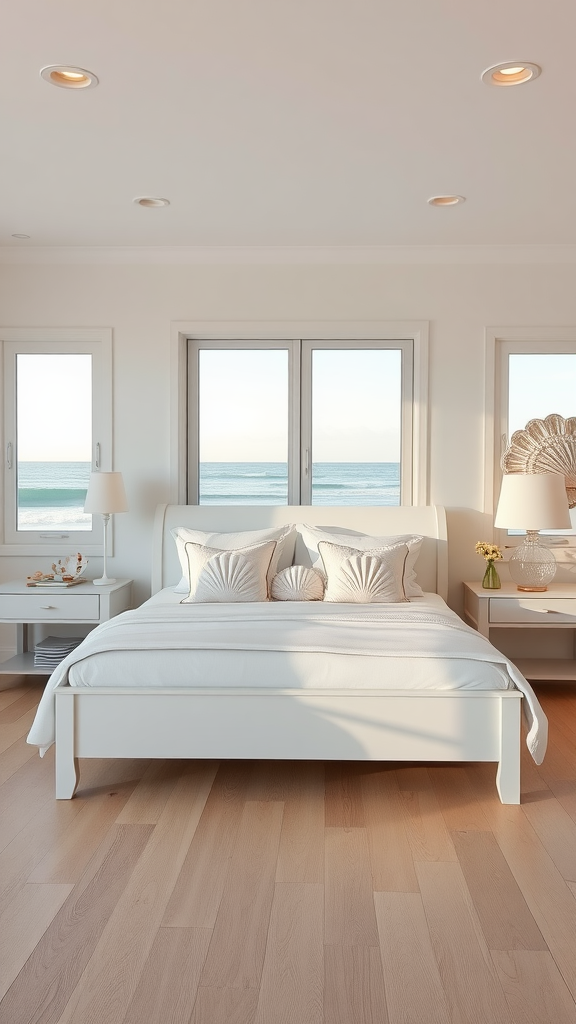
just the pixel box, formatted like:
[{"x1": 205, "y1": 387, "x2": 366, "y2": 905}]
[{"x1": 475, "y1": 541, "x2": 503, "y2": 561}]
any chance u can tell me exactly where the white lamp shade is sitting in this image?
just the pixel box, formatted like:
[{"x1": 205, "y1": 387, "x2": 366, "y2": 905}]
[
  {"x1": 494, "y1": 472, "x2": 571, "y2": 530},
  {"x1": 84, "y1": 472, "x2": 128, "y2": 514}
]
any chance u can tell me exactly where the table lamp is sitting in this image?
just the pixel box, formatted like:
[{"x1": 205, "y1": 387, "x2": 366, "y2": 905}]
[
  {"x1": 494, "y1": 472, "x2": 571, "y2": 591},
  {"x1": 84, "y1": 471, "x2": 128, "y2": 585}
]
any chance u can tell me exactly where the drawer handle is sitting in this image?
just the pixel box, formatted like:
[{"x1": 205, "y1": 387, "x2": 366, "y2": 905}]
[{"x1": 40, "y1": 605, "x2": 56, "y2": 610}]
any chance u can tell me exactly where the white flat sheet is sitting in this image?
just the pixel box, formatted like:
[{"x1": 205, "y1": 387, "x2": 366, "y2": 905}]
[
  {"x1": 67, "y1": 590, "x2": 511, "y2": 692},
  {"x1": 27, "y1": 591, "x2": 547, "y2": 761}
]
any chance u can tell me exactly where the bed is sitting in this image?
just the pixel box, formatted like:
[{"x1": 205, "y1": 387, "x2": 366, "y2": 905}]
[{"x1": 27, "y1": 504, "x2": 547, "y2": 802}]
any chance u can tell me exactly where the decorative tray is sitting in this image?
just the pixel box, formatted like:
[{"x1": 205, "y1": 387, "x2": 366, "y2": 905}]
[{"x1": 26, "y1": 577, "x2": 88, "y2": 588}]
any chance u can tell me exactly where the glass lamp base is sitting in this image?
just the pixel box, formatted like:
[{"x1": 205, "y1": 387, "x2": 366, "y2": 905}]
[{"x1": 508, "y1": 531, "x2": 556, "y2": 592}]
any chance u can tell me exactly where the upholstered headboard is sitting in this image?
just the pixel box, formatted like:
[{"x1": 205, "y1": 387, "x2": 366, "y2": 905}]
[{"x1": 152, "y1": 504, "x2": 448, "y2": 600}]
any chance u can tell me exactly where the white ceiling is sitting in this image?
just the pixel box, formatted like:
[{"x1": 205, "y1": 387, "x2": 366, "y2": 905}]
[{"x1": 3, "y1": 0, "x2": 576, "y2": 249}]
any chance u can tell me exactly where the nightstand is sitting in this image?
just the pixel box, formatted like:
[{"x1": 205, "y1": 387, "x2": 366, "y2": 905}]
[
  {"x1": 463, "y1": 581, "x2": 576, "y2": 682},
  {"x1": 0, "y1": 578, "x2": 132, "y2": 677}
]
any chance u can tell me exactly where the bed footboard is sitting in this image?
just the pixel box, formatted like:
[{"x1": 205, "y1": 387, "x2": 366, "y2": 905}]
[{"x1": 53, "y1": 686, "x2": 522, "y2": 803}]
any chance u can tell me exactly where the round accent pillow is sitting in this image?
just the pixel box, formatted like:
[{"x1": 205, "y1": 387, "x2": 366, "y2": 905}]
[{"x1": 270, "y1": 565, "x2": 325, "y2": 602}]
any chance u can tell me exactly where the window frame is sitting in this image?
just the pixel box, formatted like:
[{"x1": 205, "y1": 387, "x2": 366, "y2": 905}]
[
  {"x1": 1, "y1": 328, "x2": 113, "y2": 555},
  {"x1": 172, "y1": 320, "x2": 428, "y2": 506},
  {"x1": 486, "y1": 327, "x2": 576, "y2": 548}
]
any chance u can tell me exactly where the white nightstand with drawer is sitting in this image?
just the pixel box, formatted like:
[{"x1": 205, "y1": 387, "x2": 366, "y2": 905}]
[
  {"x1": 0, "y1": 579, "x2": 132, "y2": 678},
  {"x1": 463, "y1": 581, "x2": 576, "y2": 681}
]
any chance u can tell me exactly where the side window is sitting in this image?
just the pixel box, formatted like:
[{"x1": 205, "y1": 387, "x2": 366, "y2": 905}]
[
  {"x1": 507, "y1": 352, "x2": 576, "y2": 436},
  {"x1": 187, "y1": 336, "x2": 419, "y2": 506},
  {"x1": 2, "y1": 331, "x2": 112, "y2": 554},
  {"x1": 495, "y1": 340, "x2": 576, "y2": 535}
]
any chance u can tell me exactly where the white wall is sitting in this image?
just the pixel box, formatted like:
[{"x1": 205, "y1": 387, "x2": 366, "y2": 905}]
[{"x1": 1, "y1": 256, "x2": 575, "y2": 655}]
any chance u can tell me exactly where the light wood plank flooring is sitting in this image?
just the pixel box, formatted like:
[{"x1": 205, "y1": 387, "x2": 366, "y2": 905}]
[{"x1": 1, "y1": 679, "x2": 575, "y2": 1024}]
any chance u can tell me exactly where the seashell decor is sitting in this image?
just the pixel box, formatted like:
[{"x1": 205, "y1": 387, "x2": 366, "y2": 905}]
[
  {"x1": 501, "y1": 413, "x2": 576, "y2": 508},
  {"x1": 270, "y1": 565, "x2": 325, "y2": 601}
]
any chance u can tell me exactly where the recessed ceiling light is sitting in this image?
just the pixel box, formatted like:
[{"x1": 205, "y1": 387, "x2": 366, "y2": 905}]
[
  {"x1": 40, "y1": 65, "x2": 98, "y2": 89},
  {"x1": 11, "y1": 233, "x2": 31, "y2": 239},
  {"x1": 481, "y1": 62, "x2": 541, "y2": 87},
  {"x1": 427, "y1": 195, "x2": 466, "y2": 206},
  {"x1": 133, "y1": 197, "x2": 171, "y2": 208}
]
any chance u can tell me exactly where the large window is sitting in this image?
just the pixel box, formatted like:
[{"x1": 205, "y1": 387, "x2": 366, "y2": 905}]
[
  {"x1": 185, "y1": 329, "x2": 426, "y2": 506},
  {"x1": 2, "y1": 330, "x2": 112, "y2": 553}
]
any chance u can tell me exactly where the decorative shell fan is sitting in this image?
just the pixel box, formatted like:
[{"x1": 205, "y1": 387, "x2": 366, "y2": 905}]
[{"x1": 501, "y1": 414, "x2": 576, "y2": 508}]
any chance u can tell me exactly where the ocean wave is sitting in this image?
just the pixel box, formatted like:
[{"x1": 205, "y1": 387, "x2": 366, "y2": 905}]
[
  {"x1": 18, "y1": 506, "x2": 92, "y2": 530},
  {"x1": 312, "y1": 483, "x2": 354, "y2": 490},
  {"x1": 201, "y1": 471, "x2": 288, "y2": 480},
  {"x1": 18, "y1": 488, "x2": 88, "y2": 507},
  {"x1": 200, "y1": 493, "x2": 288, "y2": 501}
]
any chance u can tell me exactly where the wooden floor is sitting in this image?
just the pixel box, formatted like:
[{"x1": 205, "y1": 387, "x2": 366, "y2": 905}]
[{"x1": 1, "y1": 680, "x2": 576, "y2": 1024}]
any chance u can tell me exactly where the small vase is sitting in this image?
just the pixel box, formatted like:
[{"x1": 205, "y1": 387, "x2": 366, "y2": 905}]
[{"x1": 482, "y1": 560, "x2": 501, "y2": 589}]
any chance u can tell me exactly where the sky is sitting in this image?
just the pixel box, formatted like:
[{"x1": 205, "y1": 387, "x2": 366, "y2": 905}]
[
  {"x1": 16, "y1": 349, "x2": 576, "y2": 465},
  {"x1": 17, "y1": 354, "x2": 92, "y2": 461},
  {"x1": 198, "y1": 348, "x2": 402, "y2": 462},
  {"x1": 508, "y1": 354, "x2": 576, "y2": 434}
]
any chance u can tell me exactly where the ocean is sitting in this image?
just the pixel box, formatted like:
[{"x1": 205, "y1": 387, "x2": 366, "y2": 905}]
[
  {"x1": 18, "y1": 462, "x2": 92, "y2": 531},
  {"x1": 200, "y1": 461, "x2": 400, "y2": 505},
  {"x1": 17, "y1": 460, "x2": 401, "y2": 530}
]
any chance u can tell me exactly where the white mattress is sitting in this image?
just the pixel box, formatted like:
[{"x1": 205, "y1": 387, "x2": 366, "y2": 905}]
[{"x1": 68, "y1": 589, "x2": 512, "y2": 693}]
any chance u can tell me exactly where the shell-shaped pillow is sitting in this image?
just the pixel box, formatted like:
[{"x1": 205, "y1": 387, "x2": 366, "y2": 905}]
[
  {"x1": 271, "y1": 565, "x2": 325, "y2": 602},
  {"x1": 181, "y1": 540, "x2": 276, "y2": 603},
  {"x1": 171, "y1": 524, "x2": 296, "y2": 593},
  {"x1": 318, "y1": 541, "x2": 406, "y2": 603},
  {"x1": 297, "y1": 524, "x2": 424, "y2": 598}
]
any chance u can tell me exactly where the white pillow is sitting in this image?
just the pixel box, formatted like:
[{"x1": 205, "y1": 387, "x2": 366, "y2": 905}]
[
  {"x1": 297, "y1": 524, "x2": 424, "y2": 598},
  {"x1": 270, "y1": 565, "x2": 325, "y2": 602},
  {"x1": 318, "y1": 541, "x2": 406, "y2": 604},
  {"x1": 171, "y1": 524, "x2": 296, "y2": 594},
  {"x1": 181, "y1": 540, "x2": 277, "y2": 603}
]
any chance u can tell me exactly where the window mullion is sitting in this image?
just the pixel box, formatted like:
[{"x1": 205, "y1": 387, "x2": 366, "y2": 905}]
[
  {"x1": 187, "y1": 341, "x2": 200, "y2": 504},
  {"x1": 287, "y1": 340, "x2": 302, "y2": 505},
  {"x1": 299, "y1": 341, "x2": 313, "y2": 505},
  {"x1": 400, "y1": 339, "x2": 414, "y2": 505},
  {"x1": 3, "y1": 347, "x2": 17, "y2": 542}
]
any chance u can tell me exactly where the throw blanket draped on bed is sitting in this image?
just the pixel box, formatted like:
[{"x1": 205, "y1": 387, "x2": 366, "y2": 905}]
[{"x1": 27, "y1": 600, "x2": 547, "y2": 762}]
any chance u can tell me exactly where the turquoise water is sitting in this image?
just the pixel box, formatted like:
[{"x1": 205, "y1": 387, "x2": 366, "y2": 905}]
[
  {"x1": 199, "y1": 462, "x2": 400, "y2": 506},
  {"x1": 17, "y1": 462, "x2": 92, "y2": 531}
]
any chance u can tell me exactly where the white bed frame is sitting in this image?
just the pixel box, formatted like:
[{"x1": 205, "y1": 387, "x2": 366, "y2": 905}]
[{"x1": 54, "y1": 504, "x2": 522, "y2": 803}]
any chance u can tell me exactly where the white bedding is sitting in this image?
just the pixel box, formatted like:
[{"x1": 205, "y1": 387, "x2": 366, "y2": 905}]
[{"x1": 27, "y1": 590, "x2": 547, "y2": 762}]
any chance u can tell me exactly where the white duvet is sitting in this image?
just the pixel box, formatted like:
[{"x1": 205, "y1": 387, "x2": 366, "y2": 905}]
[{"x1": 27, "y1": 591, "x2": 547, "y2": 762}]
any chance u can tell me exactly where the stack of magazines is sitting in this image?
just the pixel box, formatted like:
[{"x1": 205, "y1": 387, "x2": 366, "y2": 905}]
[{"x1": 34, "y1": 636, "x2": 83, "y2": 670}]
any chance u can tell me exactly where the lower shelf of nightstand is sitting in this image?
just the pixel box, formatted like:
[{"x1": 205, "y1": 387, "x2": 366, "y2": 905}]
[
  {"x1": 0, "y1": 652, "x2": 51, "y2": 676},
  {"x1": 512, "y1": 658, "x2": 576, "y2": 682}
]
